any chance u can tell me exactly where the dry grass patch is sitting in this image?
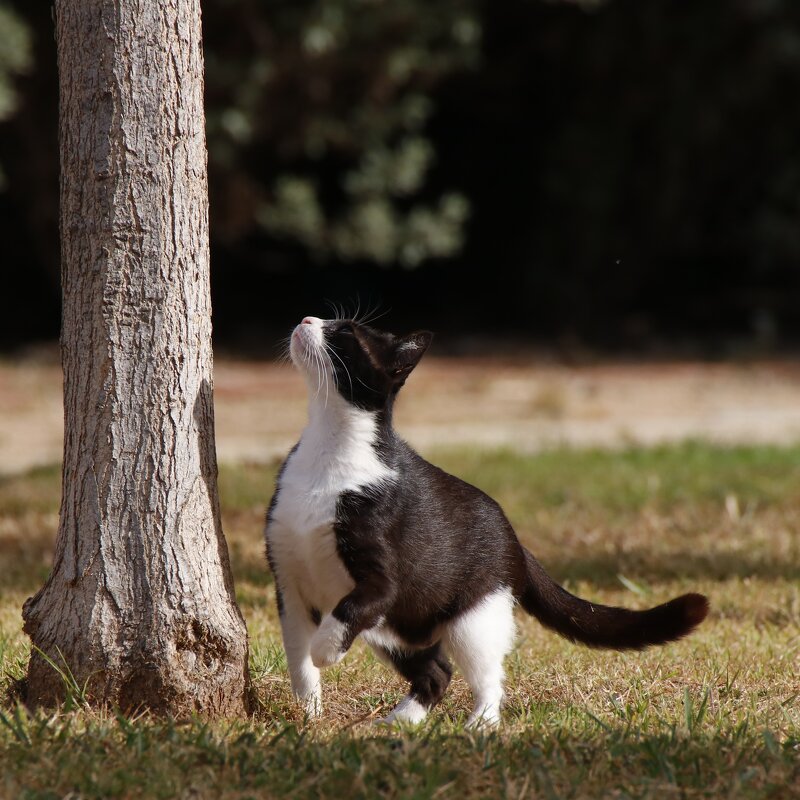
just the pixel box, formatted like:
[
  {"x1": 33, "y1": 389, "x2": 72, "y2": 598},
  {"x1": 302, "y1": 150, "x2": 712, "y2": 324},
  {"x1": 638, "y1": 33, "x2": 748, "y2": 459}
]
[{"x1": 1, "y1": 444, "x2": 799, "y2": 798}]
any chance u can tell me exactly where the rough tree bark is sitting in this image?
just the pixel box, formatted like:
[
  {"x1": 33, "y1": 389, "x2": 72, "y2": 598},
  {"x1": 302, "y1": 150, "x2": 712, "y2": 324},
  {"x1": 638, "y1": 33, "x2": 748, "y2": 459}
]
[{"x1": 22, "y1": 0, "x2": 250, "y2": 714}]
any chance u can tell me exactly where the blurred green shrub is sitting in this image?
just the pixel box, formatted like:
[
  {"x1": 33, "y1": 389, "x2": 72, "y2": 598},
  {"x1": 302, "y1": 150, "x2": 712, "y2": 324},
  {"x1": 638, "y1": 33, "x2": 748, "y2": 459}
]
[
  {"x1": 204, "y1": 0, "x2": 478, "y2": 266},
  {"x1": 0, "y1": 2, "x2": 31, "y2": 189}
]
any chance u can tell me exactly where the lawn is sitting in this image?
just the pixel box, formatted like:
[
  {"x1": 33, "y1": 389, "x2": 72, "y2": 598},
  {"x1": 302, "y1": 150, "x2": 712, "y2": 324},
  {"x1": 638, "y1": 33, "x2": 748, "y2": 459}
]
[{"x1": 1, "y1": 442, "x2": 799, "y2": 799}]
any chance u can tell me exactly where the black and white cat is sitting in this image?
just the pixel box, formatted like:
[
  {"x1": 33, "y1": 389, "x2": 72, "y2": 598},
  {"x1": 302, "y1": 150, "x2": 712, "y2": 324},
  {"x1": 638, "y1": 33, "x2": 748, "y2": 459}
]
[{"x1": 265, "y1": 315, "x2": 709, "y2": 727}]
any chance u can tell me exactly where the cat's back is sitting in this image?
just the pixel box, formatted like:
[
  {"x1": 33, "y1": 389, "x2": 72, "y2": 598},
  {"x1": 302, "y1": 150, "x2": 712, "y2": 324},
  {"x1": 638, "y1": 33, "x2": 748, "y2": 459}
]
[
  {"x1": 396, "y1": 440, "x2": 507, "y2": 519},
  {"x1": 388, "y1": 439, "x2": 519, "y2": 560}
]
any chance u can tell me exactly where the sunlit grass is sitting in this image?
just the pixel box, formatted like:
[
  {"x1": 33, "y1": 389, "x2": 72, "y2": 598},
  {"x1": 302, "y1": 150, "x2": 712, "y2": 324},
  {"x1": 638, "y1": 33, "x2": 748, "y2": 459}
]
[{"x1": 1, "y1": 444, "x2": 799, "y2": 798}]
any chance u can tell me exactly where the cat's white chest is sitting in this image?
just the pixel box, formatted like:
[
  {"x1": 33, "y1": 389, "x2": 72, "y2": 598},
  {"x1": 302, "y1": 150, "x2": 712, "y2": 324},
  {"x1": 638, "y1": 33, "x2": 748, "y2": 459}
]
[{"x1": 267, "y1": 401, "x2": 396, "y2": 614}]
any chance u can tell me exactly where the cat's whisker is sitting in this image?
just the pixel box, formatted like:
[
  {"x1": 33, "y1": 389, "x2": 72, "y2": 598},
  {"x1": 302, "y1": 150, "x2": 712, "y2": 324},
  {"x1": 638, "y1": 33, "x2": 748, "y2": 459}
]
[
  {"x1": 312, "y1": 346, "x2": 324, "y2": 401},
  {"x1": 352, "y1": 299, "x2": 372, "y2": 326},
  {"x1": 317, "y1": 349, "x2": 328, "y2": 405},
  {"x1": 324, "y1": 343, "x2": 353, "y2": 398},
  {"x1": 358, "y1": 305, "x2": 390, "y2": 327},
  {"x1": 320, "y1": 346, "x2": 331, "y2": 408},
  {"x1": 354, "y1": 374, "x2": 383, "y2": 395},
  {"x1": 308, "y1": 339, "x2": 333, "y2": 408},
  {"x1": 276, "y1": 332, "x2": 294, "y2": 364},
  {"x1": 319, "y1": 346, "x2": 337, "y2": 405},
  {"x1": 325, "y1": 299, "x2": 344, "y2": 322}
]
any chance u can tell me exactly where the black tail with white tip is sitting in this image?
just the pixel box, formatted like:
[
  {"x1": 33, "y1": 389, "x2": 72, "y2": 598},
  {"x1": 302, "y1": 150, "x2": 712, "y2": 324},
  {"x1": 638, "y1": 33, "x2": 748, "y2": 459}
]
[{"x1": 519, "y1": 548, "x2": 709, "y2": 650}]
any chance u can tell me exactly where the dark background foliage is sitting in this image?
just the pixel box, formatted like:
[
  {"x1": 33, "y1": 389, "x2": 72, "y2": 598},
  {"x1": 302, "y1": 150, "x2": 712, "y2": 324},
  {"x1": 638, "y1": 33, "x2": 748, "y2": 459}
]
[{"x1": 1, "y1": 0, "x2": 798, "y2": 353}]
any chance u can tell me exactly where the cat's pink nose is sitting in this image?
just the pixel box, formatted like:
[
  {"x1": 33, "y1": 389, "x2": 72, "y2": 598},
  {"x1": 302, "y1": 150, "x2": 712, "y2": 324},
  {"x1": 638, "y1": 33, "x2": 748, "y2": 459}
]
[{"x1": 301, "y1": 317, "x2": 314, "y2": 325}]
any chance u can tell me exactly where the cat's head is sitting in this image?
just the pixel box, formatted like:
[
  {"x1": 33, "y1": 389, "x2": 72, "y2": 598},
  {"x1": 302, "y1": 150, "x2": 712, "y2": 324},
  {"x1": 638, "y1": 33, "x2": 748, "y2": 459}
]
[{"x1": 289, "y1": 316, "x2": 433, "y2": 410}]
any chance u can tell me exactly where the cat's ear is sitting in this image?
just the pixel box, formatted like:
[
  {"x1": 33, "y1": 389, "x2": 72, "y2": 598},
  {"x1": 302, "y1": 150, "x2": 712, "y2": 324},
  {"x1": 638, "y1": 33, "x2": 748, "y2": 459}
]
[{"x1": 390, "y1": 331, "x2": 433, "y2": 382}]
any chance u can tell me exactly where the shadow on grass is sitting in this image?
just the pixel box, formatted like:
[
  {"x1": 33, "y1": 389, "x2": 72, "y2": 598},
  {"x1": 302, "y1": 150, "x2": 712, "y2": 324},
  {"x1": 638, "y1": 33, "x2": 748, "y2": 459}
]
[
  {"x1": 2, "y1": 527, "x2": 798, "y2": 602},
  {"x1": 0, "y1": 709, "x2": 796, "y2": 799}
]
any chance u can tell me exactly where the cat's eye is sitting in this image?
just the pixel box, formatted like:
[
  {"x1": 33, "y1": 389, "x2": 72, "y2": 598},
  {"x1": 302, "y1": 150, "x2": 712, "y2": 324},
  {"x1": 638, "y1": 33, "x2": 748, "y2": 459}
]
[{"x1": 338, "y1": 324, "x2": 354, "y2": 335}]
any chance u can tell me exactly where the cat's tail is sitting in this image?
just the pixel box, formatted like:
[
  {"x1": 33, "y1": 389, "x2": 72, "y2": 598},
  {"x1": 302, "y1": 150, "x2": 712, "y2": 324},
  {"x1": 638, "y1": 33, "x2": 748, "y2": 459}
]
[{"x1": 518, "y1": 548, "x2": 709, "y2": 650}]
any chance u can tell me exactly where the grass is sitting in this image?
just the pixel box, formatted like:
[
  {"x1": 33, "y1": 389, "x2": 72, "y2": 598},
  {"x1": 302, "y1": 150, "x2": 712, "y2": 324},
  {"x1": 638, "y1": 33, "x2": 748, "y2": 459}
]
[{"x1": 1, "y1": 442, "x2": 799, "y2": 798}]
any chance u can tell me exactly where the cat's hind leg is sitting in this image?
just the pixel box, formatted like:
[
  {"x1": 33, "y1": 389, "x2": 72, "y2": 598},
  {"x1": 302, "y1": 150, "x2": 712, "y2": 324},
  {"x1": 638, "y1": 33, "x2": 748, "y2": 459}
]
[
  {"x1": 443, "y1": 586, "x2": 516, "y2": 728},
  {"x1": 367, "y1": 638, "x2": 452, "y2": 725}
]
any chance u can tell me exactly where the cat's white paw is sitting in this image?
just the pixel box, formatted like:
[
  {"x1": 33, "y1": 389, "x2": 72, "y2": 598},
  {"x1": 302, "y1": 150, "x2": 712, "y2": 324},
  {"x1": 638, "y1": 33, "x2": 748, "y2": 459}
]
[
  {"x1": 298, "y1": 690, "x2": 323, "y2": 719},
  {"x1": 376, "y1": 695, "x2": 428, "y2": 726},
  {"x1": 465, "y1": 707, "x2": 502, "y2": 730},
  {"x1": 310, "y1": 614, "x2": 347, "y2": 668}
]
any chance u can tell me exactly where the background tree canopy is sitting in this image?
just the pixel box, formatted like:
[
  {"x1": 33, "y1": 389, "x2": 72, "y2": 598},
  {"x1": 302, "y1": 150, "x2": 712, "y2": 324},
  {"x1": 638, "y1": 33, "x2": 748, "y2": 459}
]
[{"x1": 1, "y1": 0, "x2": 798, "y2": 351}]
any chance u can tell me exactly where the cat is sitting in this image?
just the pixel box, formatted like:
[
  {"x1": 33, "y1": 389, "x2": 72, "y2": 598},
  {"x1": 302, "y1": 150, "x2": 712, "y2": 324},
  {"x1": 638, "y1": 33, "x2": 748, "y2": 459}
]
[{"x1": 265, "y1": 315, "x2": 709, "y2": 727}]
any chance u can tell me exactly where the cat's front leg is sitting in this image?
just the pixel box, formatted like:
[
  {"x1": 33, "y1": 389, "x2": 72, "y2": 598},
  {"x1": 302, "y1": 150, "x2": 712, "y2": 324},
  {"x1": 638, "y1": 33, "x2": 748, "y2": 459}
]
[
  {"x1": 278, "y1": 586, "x2": 323, "y2": 717},
  {"x1": 310, "y1": 580, "x2": 392, "y2": 668},
  {"x1": 309, "y1": 613, "x2": 349, "y2": 668}
]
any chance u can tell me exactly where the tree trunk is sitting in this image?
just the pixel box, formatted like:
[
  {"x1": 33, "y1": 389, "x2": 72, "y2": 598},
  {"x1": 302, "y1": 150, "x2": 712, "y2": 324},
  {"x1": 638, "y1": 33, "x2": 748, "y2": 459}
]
[{"x1": 22, "y1": 0, "x2": 250, "y2": 715}]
